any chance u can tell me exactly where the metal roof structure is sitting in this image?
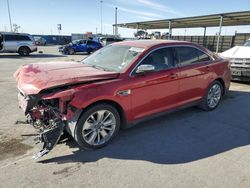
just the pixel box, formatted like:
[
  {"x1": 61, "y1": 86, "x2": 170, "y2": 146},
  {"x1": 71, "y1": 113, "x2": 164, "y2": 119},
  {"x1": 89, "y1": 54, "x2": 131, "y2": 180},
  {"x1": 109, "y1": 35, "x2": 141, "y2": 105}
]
[
  {"x1": 114, "y1": 11, "x2": 250, "y2": 53},
  {"x1": 114, "y1": 11, "x2": 250, "y2": 30}
]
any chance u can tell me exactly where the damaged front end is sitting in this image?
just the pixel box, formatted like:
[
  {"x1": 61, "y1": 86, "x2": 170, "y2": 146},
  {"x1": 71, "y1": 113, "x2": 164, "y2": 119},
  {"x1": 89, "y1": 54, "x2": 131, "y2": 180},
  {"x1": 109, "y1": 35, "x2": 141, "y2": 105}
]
[{"x1": 18, "y1": 90, "x2": 76, "y2": 159}]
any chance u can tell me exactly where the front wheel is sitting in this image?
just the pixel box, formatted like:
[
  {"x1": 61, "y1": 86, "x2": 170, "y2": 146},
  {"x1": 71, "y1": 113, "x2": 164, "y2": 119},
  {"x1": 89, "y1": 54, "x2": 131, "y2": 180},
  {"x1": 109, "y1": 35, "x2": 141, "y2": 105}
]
[
  {"x1": 199, "y1": 81, "x2": 223, "y2": 111},
  {"x1": 74, "y1": 103, "x2": 120, "y2": 149},
  {"x1": 68, "y1": 48, "x2": 75, "y2": 55}
]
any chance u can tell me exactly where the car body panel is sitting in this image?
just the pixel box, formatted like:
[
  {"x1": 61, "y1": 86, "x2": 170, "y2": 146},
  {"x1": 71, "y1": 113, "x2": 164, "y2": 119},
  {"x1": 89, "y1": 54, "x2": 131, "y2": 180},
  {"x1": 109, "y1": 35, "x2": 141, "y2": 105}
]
[
  {"x1": 220, "y1": 39, "x2": 250, "y2": 82},
  {"x1": 59, "y1": 39, "x2": 102, "y2": 54},
  {"x1": 177, "y1": 62, "x2": 211, "y2": 105},
  {"x1": 129, "y1": 68, "x2": 179, "y2": 120},
  {"x1": 0, "y1": 32, "x2": 37, "y2": 53},
  {"x1": 220, "y1": 46, "x2": 250, "y2": 59},
  {"x1": 15, "y1": 40, "x2": 231, "y2": 120},
  {"x1": 14, "y1": 40, "x2": 231, "y2": 158},
  {"x1": 14, "y1": 61, "x2": 119, "y2": 95}
]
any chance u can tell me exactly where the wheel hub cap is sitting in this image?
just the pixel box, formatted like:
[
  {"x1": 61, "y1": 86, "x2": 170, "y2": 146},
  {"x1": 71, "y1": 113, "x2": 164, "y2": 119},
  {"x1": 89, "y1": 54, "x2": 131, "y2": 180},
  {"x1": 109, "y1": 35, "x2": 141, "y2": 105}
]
[
  {"x1": 82, "y1": 110, "x2": 116, "y2": 146},
  {"x1": 207, "y1": 84, "x2": 222, "y2": 108}
]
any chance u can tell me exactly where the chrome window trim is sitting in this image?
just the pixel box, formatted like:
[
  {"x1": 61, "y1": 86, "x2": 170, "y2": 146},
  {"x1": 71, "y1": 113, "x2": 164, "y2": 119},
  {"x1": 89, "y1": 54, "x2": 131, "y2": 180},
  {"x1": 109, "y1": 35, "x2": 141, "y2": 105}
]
[{"x1": 129, "y1": 44, "x2": 214, "y2": 77}]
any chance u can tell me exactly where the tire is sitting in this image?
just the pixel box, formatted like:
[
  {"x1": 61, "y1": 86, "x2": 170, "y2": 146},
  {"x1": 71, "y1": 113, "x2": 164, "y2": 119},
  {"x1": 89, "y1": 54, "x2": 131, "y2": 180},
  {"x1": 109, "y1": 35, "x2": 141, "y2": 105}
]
[
  {"x1": 199, "y1": 80, "x2": 223, "y2": 111},
  {"x1": 74, "y1": 103, "x2": 120, "y2": 150},
  {"x1": 68, "y1": 48, "x2": 75, "y2": 55},
  {"x1": 87, "y1": 48, "x2": 92, "y2": 54},
  {"x1": 18, "y1": 47, "x2": 30, "y2": 56}
]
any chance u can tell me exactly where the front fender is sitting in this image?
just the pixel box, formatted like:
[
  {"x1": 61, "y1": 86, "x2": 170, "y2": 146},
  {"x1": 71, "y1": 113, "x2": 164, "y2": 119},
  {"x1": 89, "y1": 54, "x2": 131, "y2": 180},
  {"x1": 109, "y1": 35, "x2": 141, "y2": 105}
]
[{"x1": 69, "y1": 85, "x2": 132, "y2": 122}]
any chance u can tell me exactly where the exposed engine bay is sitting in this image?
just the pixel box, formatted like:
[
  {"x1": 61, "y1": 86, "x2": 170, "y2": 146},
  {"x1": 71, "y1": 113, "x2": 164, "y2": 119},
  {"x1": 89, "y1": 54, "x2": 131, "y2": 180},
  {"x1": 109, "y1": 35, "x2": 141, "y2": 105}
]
[
  {"x1": 29, "y1": 99, "x2": 64, "y2": 159},
  {"x1": 18, "y1": 91, "x2": 76, "y2": 159}
]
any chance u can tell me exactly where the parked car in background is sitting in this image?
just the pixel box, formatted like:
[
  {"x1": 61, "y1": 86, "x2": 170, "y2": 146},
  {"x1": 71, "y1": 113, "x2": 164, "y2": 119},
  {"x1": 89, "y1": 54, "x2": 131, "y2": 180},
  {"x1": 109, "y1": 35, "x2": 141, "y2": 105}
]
[
  {"x1": 220, "y1": 39, "x2": 250, "y2": 82},
  {"x1": 59, "y1": 39, "x2": 102, "y2": 55},
  {"x1": 15, "y1": 40, "x2": 231, "y2": 159},
  {"x1": 100, "y1": 37, "x2": 123, "y2": 46},
  {"x1": 34, "y1": 36, "x2": 46, "y2": 46},
  {"x1": 0, "y1": 32, "x2": 37, "y2": 56}
]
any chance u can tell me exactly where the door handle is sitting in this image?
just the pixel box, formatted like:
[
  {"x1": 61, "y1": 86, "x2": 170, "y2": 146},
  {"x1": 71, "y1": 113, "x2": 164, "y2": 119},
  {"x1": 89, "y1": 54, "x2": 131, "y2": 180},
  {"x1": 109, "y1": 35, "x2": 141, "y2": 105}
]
[
  {"x1": 206, "y1": 66, "x2": 210, "y2": 71},
  {"x1": 168, "y1": 73, "x2": 177, "y2": 79}
]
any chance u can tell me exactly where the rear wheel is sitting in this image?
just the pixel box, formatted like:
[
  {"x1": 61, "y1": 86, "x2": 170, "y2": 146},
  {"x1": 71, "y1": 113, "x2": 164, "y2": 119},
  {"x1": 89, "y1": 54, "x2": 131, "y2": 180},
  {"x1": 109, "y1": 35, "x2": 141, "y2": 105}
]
[
  {"x1": 18, "y1": 47, "x2": 30, "y2": 56},
  {"x1": 200, "y1": 80, "x2": 223, "y2": 111},
  {"x1": 75, "y1": 103, "x2": 120, "y2": 149}
]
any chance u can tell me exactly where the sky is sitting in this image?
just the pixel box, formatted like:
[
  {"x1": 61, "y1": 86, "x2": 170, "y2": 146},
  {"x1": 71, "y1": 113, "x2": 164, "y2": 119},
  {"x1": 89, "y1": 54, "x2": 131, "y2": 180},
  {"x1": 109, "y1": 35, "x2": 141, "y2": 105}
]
[{"x1": 0, "y1": 0, "x2": 250, "y2": 37}]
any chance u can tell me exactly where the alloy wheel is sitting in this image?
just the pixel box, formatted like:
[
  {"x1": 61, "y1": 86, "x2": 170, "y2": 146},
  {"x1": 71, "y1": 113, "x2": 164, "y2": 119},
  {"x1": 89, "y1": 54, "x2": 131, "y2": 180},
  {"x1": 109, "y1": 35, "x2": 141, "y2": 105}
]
[
  {"x1": 207, "y1": 83, "x2": 222, "y2": 108},
  {"x1": 82, "y1": 110, "x2": 116, "y2": 146}
]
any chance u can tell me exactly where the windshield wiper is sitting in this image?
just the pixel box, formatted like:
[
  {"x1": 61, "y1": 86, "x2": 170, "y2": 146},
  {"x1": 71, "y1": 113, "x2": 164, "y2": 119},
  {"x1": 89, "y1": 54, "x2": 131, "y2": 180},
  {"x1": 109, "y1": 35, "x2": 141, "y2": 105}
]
[{"x1": 91, "y1": 65, "x2": 113, "y2": 72}]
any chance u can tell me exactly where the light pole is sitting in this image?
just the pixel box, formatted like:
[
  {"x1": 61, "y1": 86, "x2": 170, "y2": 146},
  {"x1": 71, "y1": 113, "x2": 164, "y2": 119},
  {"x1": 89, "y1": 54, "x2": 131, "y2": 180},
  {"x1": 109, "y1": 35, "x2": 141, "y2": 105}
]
[
  {"x1": 7, "y1": 0, "x2": 13, "y2": 32},
  {"x1": 100, "y1": 0, "x2": 103, "y2": 34},
  {"x1": 115, "y1": 7, "x2": 118, "y2": 36}
]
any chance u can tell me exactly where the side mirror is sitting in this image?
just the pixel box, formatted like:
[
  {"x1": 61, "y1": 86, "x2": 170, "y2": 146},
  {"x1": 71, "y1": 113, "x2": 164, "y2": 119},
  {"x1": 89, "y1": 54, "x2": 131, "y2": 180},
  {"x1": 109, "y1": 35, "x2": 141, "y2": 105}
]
[{"x1": 136, "y1": 64, "x2": 155, "y2": 74}]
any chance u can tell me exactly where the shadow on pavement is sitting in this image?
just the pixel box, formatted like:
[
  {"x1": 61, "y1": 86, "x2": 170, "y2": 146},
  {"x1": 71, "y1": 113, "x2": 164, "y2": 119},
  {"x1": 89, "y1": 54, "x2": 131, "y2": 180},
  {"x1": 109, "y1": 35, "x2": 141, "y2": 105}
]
[
  {"x1": 231, "y1": 80, "x2": 250, "y2": 85},
  {"x1": 40, "y1": 90, "x2": 250, "y2": 164}
]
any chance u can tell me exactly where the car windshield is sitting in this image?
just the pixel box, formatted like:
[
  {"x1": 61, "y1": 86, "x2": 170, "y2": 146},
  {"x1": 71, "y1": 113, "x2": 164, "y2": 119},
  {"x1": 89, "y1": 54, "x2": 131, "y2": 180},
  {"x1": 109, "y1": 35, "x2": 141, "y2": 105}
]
[
  {"x1": 82, "y1": 45, "x2": 144, "y2": 72},
  {"x1": 243, "y1": 40, "x2": 250, "y2": 46}
]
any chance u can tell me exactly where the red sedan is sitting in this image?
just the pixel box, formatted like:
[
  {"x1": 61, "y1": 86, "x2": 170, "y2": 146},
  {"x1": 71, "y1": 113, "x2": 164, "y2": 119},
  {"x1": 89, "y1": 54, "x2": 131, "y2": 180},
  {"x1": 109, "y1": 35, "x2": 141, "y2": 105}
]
[{"x1": 14, "y1": 40, "x2": 231, "y2": 158}]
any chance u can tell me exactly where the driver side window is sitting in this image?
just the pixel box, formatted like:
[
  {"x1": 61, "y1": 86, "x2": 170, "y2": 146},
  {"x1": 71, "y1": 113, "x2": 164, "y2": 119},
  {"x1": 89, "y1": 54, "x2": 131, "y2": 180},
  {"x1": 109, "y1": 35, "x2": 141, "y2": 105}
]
[{"x1": 139, "y1": 47, "x2": 175, "y2": 72}]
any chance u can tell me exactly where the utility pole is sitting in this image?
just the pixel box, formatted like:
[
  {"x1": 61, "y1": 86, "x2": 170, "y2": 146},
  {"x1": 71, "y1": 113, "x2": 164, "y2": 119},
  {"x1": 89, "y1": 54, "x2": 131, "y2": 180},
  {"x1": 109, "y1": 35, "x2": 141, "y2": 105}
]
[
  {"x1": 115, "y1": 7, "x2": 118, "y2": 37},
  {"x1": 100, "y1": 0, "x2": 103, "y2": 34},
  {"x1": 7, "y1": 0, "x2": 13, "y2": 32}
]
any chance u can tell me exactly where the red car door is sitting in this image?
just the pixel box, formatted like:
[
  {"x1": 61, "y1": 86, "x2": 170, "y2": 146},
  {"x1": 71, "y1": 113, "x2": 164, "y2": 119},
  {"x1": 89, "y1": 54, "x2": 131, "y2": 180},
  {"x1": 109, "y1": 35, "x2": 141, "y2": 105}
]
[
  {"x1": 129, "y1": 47, "x2": 180, "y2": 120},
  {"x1": 174, "y1": 46, "x2": 213, "y2": 106}
]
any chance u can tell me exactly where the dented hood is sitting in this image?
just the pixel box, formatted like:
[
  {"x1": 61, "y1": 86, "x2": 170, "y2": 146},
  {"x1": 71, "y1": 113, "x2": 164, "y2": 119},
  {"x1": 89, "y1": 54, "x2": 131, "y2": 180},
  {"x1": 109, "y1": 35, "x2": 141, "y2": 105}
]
[{"x1": 14, "y1": 61, "x2": 119, "y2": 95}]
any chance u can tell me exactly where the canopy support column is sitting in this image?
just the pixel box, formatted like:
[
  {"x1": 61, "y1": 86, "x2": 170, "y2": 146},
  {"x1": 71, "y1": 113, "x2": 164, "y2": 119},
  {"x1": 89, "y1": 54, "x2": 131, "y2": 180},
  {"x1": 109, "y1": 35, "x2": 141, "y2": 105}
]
[
  {"x1": 203, "y1": 27, "x2": 207, "y2": 46},
  {"x1": 216, "y1": 16, "x2": 223, "y2": 53},
  {"x1": 168, "y1": 21, "x2": 172, "y2": 39},
  {"x1": 203, "y1": 27, "x2": 207, "y2": 37}
]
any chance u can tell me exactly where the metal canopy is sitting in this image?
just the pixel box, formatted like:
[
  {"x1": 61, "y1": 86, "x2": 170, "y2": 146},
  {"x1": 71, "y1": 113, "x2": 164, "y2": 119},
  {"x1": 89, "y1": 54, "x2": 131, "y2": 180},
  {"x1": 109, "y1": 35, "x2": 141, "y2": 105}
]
[{"x1": 114, "y1": 11, "x2": 250, "y2": 30}]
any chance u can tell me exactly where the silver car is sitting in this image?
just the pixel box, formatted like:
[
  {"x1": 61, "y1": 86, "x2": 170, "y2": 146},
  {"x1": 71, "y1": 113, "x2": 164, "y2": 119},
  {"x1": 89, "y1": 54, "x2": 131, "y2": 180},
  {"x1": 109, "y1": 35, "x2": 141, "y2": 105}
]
[
  {"x1": 34, "y1": 36, "x2": 46, "y2": 46},
  {"x1": 0, "y1": 32, "x2": 37, "y2": 56}
]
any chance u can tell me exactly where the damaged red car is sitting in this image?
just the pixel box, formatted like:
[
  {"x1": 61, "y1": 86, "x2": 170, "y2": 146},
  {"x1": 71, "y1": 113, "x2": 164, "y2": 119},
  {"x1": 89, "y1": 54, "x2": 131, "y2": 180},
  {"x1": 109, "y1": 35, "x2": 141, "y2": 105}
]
[{"x1": 14, "y1": 40, "x2": 231, "y2": 159}]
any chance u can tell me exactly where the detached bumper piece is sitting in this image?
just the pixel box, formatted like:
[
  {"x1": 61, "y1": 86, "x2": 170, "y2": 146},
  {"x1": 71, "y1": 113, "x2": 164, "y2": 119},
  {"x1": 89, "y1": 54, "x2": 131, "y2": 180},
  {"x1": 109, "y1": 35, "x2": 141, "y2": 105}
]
[{"x1": 32, "y1": 119, "x2": 65, "y2": 160}]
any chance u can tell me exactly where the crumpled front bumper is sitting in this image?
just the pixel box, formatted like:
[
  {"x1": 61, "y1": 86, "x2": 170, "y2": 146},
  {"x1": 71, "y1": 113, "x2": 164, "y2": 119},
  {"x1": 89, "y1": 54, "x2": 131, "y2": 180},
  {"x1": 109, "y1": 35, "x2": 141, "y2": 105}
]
[
  {"x1": 32, "y1": 119, "x2": 65, "y2": 159},
  {"x1": 18, "y1": 91, "x2": 66, "y2": 159}
]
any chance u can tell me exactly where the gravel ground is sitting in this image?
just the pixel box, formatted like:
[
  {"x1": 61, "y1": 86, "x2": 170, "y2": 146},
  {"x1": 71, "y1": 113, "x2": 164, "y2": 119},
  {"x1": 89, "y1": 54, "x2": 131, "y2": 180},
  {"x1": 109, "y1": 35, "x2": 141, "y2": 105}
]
[{"x1": 0, "y1": 46, "x2": 249, "y2": 188}]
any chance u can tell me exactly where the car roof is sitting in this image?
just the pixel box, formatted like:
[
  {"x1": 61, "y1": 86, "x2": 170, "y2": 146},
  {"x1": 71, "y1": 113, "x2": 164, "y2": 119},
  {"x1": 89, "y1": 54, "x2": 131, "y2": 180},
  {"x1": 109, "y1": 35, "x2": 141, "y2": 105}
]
[
  {"x1": 113, "y1": 39, "x2": 195, "y2": 49},
  {"x1": 0, "y1": 32, "x2": 30, "y2": 35}
]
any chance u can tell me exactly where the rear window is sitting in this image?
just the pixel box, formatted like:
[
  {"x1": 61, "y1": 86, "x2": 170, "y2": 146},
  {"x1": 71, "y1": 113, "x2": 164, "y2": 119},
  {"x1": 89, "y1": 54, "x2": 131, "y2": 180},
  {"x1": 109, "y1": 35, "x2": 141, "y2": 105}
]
[
  {"x1": 175, "y1": 46, "x2": 211, "y2": 66},
  {"x1": 4, "y1": 34, "x2": 31, "y2": 41}
]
